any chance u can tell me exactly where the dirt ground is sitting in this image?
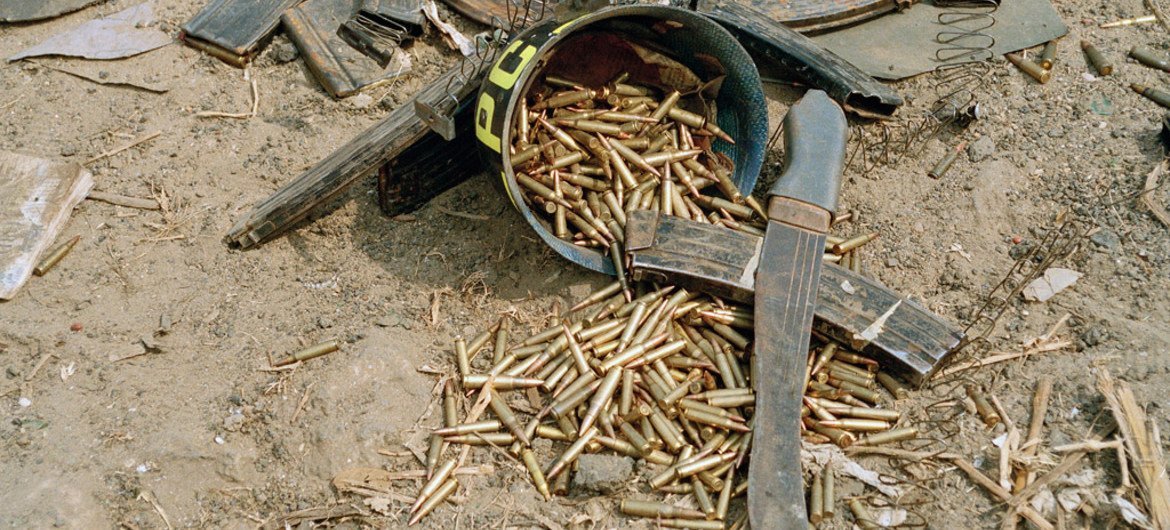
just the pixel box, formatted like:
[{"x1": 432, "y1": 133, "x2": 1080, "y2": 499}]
[{"x1": 2, "y1": 0, "x2": 1168, "y2": 528}]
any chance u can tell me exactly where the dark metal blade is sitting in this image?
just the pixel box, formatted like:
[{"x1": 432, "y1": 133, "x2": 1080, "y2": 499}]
[{"x1": 749, "y1": 220, "x2": 825, "y2": 529}]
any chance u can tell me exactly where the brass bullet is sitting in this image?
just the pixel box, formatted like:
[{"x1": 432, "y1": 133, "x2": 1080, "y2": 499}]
[
  {"x1": 810, "y1": 471, "x2": 824, "y2": 523},
  {"x1": 691, "y1": 476, "x2": 716, "y2": 520},
  {"x1": 568, "y1": 281, "x2": 623, "y2": 312},
  {"x1": 532, "y1": 88, "x2": 594, "y2": 110},
  {"x1": 676, "y1": 452, "x2": 736, "y2": 479},
  {"x1": 33, "y1": 234, "x2": 81, "y2": 277},
  {"x1": 810, "y1": 421, "x2": 856, "y2": 447},
  {"x1": 434, "y1": 419, "x2": 502, "y2": 436},
  {"x1": 876, "y1": 371, "x2": 910, "y2": 400},
  {"x1": 965, "y1": 384, "x2": 1000, "y2": 428},
  {"x1": 832, "y1": 232, "x2": 879, "y2": 255},
  {"x1": 620, "y1": 499, "x2": 706, "y2": 520},
  {"x1": 445, "y1": 432, "x2": 516, "y2": 445},
  {"x1": 829, "y1": 378, "x2": 882, "y2": 404},
  {"x1": 488, "y1": 389, "x2": 530, "y2": 446},
  {"x1": 816, "y1": 419, "x2": 892, "y2": 432},
  {"x1": 411, "y1": 459, "x2": 457, "y2": 514},
  {"x1": 823, "y1": 469, "x2": 835, "y2": 519},
  {"x1": 273, "y1": 340, "x2": 340, "y2": 367},
  {"x1": 928, "y1": 140, "x2": 967, "y2": 179},
  {"x1": 609, "y1": 137, "x2": 661, "y2": 177},
  {"x1": 715, "y1": 466, "x2": 734, "y2": 521},
  {"x1": 692, "y1": 195, "x2": 753, "y2": 220},
  {"x1": 683, "y1": 408, "x2": 750, "y2": 432},
  {"x1": 580, "y1": 367, "x2": 622, "y2": 434},
  {"x1": 1100, "y1": 14, "x2": 1157, "y2": 27},
  {"x1": 656, "y1": 519, "x2": 724, "y2": 530},
  {"x1": 425, "y1": 434, "x2": 443, "y2": 478},
  {"x1": 856, "y1": 426, "x2": 918, "y2": 446},
  {"x1": 408, "y1": 477, "x2": 458, "y2": 525},
  {"x1": 535, "y1": 424, "x2": 570, "y2": 441},
  {"x1": 521, "y1": 448, "x2": 551, "y2": 500},
  {"x1": 1005, "y1": 53, "x2": 1051, "y2": 83},
  {"x1": 649, "y1": 90, "x2": 682, "y2": 123},
  {"x1": 443, "y1": 379, "x2": 458, "y2": 427},
  {"x1": 1039, "y1": 39, "x2": 1058, "y2": 70},
  {"x1": 849, "y1": 498, "x2": 880, "y2": 530},
  {"x1": 545, "y1": 426, "x2": 598, "y2": 480},
  {"x1": 1081, "y1": 40, "x2": 1113, "y2": 76},
  {"x1": 461, "y1": 374, "x2": 544, "y2": 390},
  {"x1": 707, "y1": 393, "x2": 755, "y2": 408},
  {"x1": 510, "y1": 144, "x2": 540, "y2": 167}
]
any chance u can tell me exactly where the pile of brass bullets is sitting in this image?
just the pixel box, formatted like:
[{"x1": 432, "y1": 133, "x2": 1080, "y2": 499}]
[
  {"x1": 414, "y1": 274, "x2": 915, "y2": 527},
  {"x1": 508, "y1": 73, "x2": 767, "y2": 265}
]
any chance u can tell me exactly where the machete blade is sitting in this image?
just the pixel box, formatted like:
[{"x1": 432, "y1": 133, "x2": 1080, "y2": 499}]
[{"x1": 749, "y1": 220, "x2": 825, "y2": 529}]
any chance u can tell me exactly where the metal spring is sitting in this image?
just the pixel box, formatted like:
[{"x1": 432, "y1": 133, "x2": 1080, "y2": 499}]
[
  {"x1": 848, "y1": 1, "x2": 999, "y2": 176},
  {"x1": 349, "y1": 13, "x2": 411, "y2": 48}
]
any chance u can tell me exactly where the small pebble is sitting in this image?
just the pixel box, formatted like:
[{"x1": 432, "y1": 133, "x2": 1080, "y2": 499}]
[
  {"x1": 18, "y1": 397, "x2": 31, "y2": 407},
  {"x1": 70, "y1": 323, "x2": 82, "y2": 332}
]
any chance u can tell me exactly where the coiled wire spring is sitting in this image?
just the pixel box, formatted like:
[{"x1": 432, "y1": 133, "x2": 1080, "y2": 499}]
[{"x1": 848, "y1": 0, "x2": 999, "y2": 176}]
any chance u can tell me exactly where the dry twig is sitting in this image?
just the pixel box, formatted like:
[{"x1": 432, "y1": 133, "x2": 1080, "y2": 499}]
[
  {"x1": 197, "y1": 75, "x2": 259, "y2": 119},
  {"x1": 84, "y1": 130, "x2": 161, "y2": 165},
  {"x1": 1097, "y1": 369, "x2": 1170, "y2": 528},
  {"x1": 1139, "y1": 160, "x2": 1170, "y2": 227}
]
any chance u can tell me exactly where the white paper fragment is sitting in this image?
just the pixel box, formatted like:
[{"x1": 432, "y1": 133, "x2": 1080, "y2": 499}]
[
  {"x1": 1056, "y1": 489, "x2": 1082, "y2": 511},
  {"x1": 17, "y1": 397, "x2": 31, "y2": 407},
  {"x1": 1031, "y1": 488, "x2": 1056, "y2": 517},
  {"x1": 421, "y1": 0, "x2": 475, "y2": 56},
  {"x1": 1022, "y1": 268, "x2": 1082, "y2": 302},
  {"x1": 856, "y1": 300, "x2": 902, "y2": 342},
  {"x1": 840, "y1": 459, "x2": 901, "y2": 498},
  {"x1": 801, "y1": 443, "x2": 901, "y2": 498},
  {"x1": 875, "y1": 508, "x2": 908, "y2": 527},
  {"x1": 60, "y1": 362, "x2": 76, "y2": 381},
  {"x1": 840, "y1": 280, "x2": 856, "y2": 295},
  {"x1": 1114, "y1": 495, "x2": 1151, "y2": 527},
  {"x1": 992, "y1": 432, "x2": 1009, "y2": 448}
]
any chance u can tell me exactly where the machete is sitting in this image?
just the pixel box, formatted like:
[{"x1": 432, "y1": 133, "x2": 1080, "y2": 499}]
[{"x1": 749, "y1": 90, "x2": 848, "y2": 528}]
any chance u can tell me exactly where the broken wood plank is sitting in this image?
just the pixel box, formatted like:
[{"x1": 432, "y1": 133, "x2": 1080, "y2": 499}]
[
  {"x1": 225, "y1": 59, "x2": 488, "y2": 249},
  {"x1": 0, "y1": 152, "x2": 93, "y2": 300}
]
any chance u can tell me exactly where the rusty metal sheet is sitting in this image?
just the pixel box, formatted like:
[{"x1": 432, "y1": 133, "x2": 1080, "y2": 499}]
[
  {"x1": 812, "y1": 0, "x2": 1068, "y2": 80},
  {"x1": 442, "y1": 0, "x2": 900, "y2": 32},
  {"x1": 0, "y1": 0, "x2": 105, "y2": 23}
]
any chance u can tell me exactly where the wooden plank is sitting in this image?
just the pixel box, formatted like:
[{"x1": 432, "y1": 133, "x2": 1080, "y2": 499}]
[
  {"x1": 0, "y1": 152, "x2": 93, "y2": 299},
  {"x1": 224, "y1": 60, "x2": 487, "y2": 249}
]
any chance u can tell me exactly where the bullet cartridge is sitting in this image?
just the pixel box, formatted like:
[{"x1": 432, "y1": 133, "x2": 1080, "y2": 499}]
[
  {"x1": 273, "y1": 340, "x2": 340, "y2": 367},
  {"x1": 1039, "y1": 39, "x2": 1058, "y2": 70},
  {"x1": 1132, "y1": 83, "x2": 1170, "y2": 109},
  {"x1": 408, "y1": 478, "x2": 458, "y2": 525},
  {"x1": 1130, "y1": 46, "x2": 1170, "y2": 73},
  {"x1": 1005, "y1": 53, "x2": 1051, "y2": 84},
  {"x1": 1081, "y1": 40, "x2": 1113, "y2": 76},
  {"x1": 411, "y1": 459, "x2": 457, "y2": 514},
  {"x1": 620, "y1": 499, "x2": 706, "y2": 520},
  {"x1": 33, "y1": 234, "x2": 81, "y2": 277}
]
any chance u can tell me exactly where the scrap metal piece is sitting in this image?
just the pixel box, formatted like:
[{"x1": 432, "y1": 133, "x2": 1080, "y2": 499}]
[
  {"x1": 697, "y1": 1, "x2": 903, "y2": 119},
  {"x1": 0, "y1": 0, "x2": 104, "y2": 23},
  {"x1": 810, "y1": 0, "x2": 1067, "y2": 80},
  {"x1": 180, "y1": 0, "x2": 301, "y2": 68},
  {"x1": 9, "y1": 3, "x2": 170, "y2": 62},
  {"x1": 625, "y1": 210, "x2": 965, "y2": 386}
]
